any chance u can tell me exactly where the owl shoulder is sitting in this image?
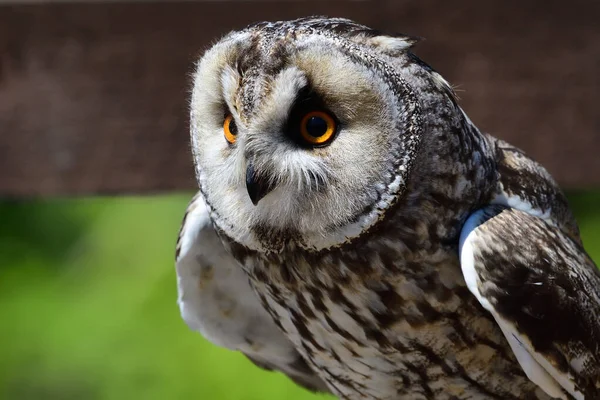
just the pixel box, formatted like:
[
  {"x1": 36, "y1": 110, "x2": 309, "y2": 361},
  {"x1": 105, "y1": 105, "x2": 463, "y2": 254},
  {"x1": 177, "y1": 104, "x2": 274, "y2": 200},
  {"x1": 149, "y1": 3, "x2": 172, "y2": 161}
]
[{"x1": 487, "y1": 134, "x2": 581, "y2": 243}]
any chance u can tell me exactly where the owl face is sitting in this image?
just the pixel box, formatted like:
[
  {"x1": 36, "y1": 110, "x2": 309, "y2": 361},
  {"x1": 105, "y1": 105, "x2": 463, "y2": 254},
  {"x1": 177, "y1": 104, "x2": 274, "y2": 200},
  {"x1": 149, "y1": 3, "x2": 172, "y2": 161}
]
[{"x1": 190, "y1": 18, "x2": 423, "y2": 251}]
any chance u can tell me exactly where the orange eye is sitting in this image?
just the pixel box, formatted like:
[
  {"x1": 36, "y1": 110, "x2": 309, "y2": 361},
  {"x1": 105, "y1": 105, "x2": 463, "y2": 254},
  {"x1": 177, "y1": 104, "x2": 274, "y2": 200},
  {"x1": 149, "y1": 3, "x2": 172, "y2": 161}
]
[
  {"x1": 299, "y1": 111, "x2": 337, "y2": 146},
  {"x1": 224, "y1": 114, "x2": 237, "y2": 144}
]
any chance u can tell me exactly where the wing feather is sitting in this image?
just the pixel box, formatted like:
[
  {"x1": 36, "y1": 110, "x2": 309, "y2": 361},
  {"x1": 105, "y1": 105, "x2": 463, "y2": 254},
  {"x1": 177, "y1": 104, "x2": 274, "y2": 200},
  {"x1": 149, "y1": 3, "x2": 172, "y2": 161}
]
[
  {"x1": 459, "y1": 205, "x2": 600, "y2": 399},
  {"x1": 175, "y1": 192, "x2": 328, "y2": 393}
]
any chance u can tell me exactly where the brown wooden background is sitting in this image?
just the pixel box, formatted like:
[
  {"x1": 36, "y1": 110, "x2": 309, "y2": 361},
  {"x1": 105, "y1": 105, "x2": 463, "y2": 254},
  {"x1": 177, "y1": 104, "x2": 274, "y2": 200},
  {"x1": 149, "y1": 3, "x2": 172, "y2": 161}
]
[{"x1": 1, "y1": 0, "x2": 599, "y2": 197}]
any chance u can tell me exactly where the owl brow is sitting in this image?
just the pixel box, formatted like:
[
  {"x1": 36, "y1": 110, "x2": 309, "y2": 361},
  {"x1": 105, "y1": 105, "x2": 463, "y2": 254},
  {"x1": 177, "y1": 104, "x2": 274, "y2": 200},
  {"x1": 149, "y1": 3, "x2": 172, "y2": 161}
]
[{"x1": 289, "y1": 84, "x2": 327, "y2": 112}]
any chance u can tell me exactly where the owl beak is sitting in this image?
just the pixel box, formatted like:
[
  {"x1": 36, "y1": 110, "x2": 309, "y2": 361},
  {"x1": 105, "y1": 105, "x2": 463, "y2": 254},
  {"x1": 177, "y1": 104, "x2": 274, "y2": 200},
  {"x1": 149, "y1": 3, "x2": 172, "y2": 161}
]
[{"x1": 246, "y1": 163, "x2": 274, "y2": 206}]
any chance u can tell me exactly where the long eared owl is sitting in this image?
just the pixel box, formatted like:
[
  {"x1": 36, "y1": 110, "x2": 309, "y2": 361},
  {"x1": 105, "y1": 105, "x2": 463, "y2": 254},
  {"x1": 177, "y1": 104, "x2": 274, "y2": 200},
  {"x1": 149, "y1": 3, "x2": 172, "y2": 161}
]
[{"x1": 175, "y1": 16, "x2": 600, "y2": 399}]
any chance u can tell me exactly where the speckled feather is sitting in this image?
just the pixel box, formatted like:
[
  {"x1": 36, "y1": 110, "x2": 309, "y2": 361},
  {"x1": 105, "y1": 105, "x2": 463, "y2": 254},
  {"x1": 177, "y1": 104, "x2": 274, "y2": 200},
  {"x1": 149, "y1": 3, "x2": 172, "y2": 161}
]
[{"x1": 180, "y1": 16, "x2": 600, "y2": 399}]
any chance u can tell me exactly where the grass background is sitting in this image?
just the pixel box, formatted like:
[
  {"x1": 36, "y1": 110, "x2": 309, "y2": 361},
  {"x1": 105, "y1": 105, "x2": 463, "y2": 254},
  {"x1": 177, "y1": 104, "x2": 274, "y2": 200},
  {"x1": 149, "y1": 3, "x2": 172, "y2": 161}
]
[{"x1": 0, "y1": 192, "x2": 598, "y2": 400}]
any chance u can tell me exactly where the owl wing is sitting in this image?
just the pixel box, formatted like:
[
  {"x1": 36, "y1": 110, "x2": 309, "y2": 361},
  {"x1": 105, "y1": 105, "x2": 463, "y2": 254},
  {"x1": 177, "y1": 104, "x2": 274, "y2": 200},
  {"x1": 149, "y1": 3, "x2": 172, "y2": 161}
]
[
  {"x1": 459, "y1": 205, "x2": 600, "y2": 400},
  {"x1": 175, "y1": 192, "x2": 329, "y2": 393}
]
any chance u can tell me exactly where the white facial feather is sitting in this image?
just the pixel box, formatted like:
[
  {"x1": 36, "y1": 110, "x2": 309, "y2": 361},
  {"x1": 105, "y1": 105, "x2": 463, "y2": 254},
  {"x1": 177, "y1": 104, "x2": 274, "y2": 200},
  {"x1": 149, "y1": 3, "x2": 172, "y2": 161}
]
[{"x1": 190, "y1": 31, "x2": 418, "y2": 251}]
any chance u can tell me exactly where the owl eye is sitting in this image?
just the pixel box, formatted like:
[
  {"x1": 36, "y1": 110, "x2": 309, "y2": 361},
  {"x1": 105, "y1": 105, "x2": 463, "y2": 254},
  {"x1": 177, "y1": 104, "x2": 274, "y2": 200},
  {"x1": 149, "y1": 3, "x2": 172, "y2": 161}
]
[
  {"x1": 299, "y1": 111, "x2": 337, "y2": 146},
  {"x1": 224, "y1": 114, "x2": 238, "y2": 144}
]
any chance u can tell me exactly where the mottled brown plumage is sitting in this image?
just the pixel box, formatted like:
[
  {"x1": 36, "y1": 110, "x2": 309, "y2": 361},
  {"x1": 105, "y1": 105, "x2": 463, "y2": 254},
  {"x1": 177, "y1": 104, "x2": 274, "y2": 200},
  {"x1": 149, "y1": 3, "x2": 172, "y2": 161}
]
[{"x1": 178, "y1": 16, "x2": 600, "y2": 400}]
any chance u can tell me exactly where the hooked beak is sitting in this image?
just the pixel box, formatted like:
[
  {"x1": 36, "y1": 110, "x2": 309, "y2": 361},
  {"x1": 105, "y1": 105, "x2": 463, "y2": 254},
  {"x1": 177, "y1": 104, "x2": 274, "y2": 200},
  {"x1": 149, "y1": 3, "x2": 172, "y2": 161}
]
[{"x1": 246, "y1": 163, "x2": 275, "y2": 206}]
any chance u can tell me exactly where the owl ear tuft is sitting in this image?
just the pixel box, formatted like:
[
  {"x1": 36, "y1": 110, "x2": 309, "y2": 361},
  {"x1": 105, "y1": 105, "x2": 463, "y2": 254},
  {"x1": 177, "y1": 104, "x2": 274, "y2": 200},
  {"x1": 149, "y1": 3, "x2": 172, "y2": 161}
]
[{"x1": 365, "y1": 34, "x2": 422, "y2": 55}]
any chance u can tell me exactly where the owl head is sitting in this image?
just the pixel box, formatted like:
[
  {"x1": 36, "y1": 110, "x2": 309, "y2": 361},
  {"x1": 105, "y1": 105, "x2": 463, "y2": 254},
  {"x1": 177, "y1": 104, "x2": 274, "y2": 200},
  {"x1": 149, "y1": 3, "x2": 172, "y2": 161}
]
[{"x1": 190, "y1": 17, "x2": 460, "y2": 252}]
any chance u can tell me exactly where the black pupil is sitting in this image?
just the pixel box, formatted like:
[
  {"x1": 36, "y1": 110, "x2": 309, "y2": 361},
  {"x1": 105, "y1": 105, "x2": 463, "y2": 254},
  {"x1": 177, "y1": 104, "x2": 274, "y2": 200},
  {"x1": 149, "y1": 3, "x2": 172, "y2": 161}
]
[
  {"x1": 228, "y1": 118, "x2": 238, "y2": 135},
  {"x1": 305, "y1": 116, "x2": 328, "y2": 137}
]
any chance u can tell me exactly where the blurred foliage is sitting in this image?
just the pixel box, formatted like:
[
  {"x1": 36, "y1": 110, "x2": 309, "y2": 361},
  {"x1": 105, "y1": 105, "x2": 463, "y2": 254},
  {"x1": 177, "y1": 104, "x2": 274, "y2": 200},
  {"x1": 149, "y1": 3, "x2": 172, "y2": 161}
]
[{"x1": 0, "y1": 192, "x2": 598, "y2": 400}]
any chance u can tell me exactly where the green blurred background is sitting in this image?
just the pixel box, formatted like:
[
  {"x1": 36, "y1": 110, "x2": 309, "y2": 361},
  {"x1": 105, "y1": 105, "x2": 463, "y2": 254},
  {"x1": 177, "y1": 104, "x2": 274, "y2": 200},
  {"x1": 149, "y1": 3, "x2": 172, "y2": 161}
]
[{"x1": 0, "y1": 192, "x2": 598, "y2": 400}]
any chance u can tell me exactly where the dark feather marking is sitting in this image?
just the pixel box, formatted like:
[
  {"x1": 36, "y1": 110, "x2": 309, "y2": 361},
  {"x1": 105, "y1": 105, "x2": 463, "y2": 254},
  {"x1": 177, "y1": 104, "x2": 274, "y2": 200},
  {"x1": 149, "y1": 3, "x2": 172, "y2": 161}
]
[
  {"x1": 300, "y1": 340, "x2": 316, "y2": 359},
  {"x1": 329, "y1": 286, "x2": 358, "y2": 313},
  {"x1": 343, "y1": 343, "x2": 360, "y2": 358},
  {"x1": 279, "y1": 263, "x2": 296, "y2": 285},
  {"x1": 410, "y1": 341, "x2": 455, "y2": 376},
  {"x1": 290, "y1": 308, "x2": 326, "y2": 352},
  {"x1": 404, "y1": 361, "x2": 434, "y2": 399},
  {"x1": 371, "y1": 285, "x2": 405, "y2": 328},
  {"x1": 451, "y1": 362, "x2": 511, "y2": 400},
  {"x1": 364, "y1": 327, "x2": 393, "y2": 349},
  {"x1": 324, "y1": 314, "x2": 358, "y2": 342},
  {"x1": 309, "y1": 288, "x2": 328, "y2": 313},
  {"x1": 415, "y1": 300, "x2": 443, "y2": 323},
  {"x1": 297, "y1": 294, "x2": 316, "y2": 319},
  {"x1": 394, "y1": 369, "x2": 411, "y2": 387}
]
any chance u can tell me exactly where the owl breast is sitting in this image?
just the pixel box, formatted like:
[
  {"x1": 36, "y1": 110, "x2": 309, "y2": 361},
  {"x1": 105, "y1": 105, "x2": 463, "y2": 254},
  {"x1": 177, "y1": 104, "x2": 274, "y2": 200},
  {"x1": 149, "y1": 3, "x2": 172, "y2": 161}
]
[{"x1": 233, "y1": 243, "x2": 551, "y2": 400}]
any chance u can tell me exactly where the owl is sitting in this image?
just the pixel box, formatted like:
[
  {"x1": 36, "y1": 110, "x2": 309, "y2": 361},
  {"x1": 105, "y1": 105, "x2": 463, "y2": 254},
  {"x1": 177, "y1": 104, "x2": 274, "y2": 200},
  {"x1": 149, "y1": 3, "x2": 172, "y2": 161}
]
[{"x1": 175, "y1": 17, "x2": 600, "y2": 399}]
